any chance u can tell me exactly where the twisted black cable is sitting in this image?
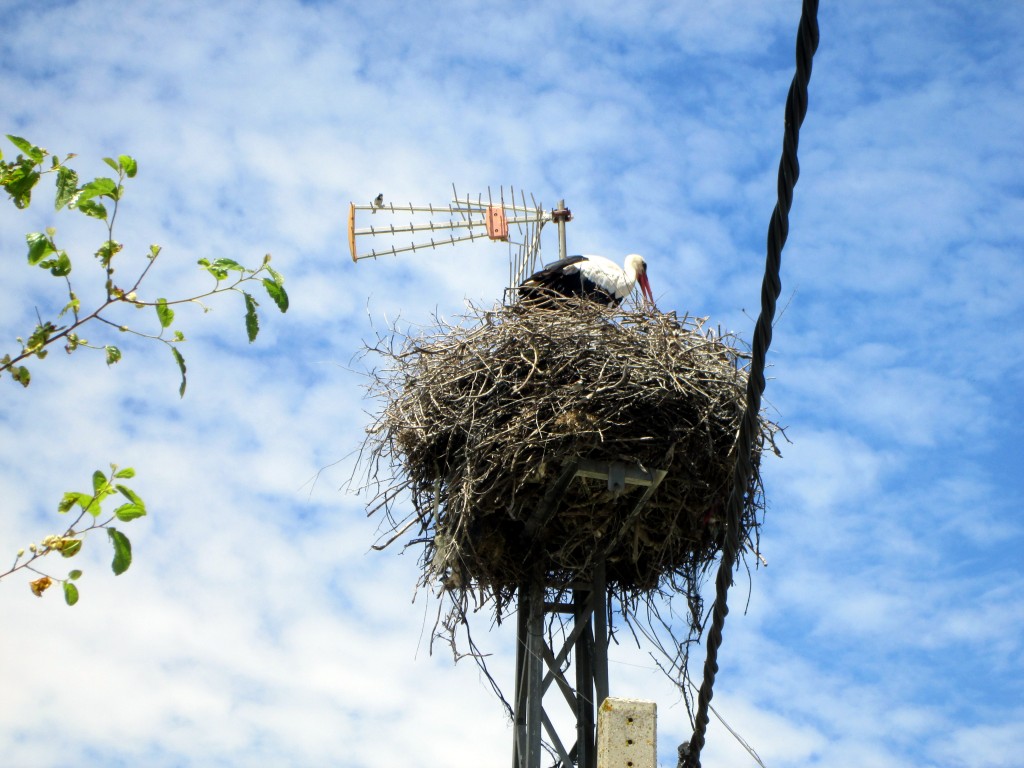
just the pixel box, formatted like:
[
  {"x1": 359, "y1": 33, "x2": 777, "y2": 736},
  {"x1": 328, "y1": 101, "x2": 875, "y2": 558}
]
[{"x1": 678, "y1": 3, "x2": 819, "y2": 766}]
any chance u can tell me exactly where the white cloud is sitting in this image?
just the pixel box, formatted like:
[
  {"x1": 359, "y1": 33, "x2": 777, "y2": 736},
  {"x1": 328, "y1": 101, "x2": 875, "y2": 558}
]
[{"x1": 2, "y1": 1, "x2": 1022, "y2": 767}]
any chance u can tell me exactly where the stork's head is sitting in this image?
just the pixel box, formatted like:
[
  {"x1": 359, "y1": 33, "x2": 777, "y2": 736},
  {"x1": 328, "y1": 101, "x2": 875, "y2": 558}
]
[{"x1": 626, "y1": 253, "x2": 655, "y2": 306}]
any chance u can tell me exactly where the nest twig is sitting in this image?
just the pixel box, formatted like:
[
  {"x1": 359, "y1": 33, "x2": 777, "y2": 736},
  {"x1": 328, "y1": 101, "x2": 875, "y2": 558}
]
[{"x1": 357, "y1": 298, "x2": 778, "y2": 701}]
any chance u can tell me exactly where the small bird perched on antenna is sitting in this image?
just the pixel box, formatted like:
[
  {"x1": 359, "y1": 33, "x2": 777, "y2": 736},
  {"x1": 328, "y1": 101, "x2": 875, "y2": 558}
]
[
  {"x1": 518, "y1": 254, "x2": 654, "y2": 308},
  {"x1": 371, "y1": 193, "x2": 384, "y2": 213}
]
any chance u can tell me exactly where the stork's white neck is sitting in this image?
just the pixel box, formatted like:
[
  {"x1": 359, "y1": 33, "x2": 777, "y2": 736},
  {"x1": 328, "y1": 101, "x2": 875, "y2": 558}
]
[{"x1": 623, "y1": 254, "x2": 645, "y2": 280}]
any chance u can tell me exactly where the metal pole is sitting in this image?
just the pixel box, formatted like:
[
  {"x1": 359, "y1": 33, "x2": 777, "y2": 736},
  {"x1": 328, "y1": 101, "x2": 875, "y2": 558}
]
[
  {"x1": 525, "y1": 577, "x2": 545, "y2": 768},
  {"x1": 556, "y1": 199, "x2": 568, "y2": 261},
  {"x1": 574, "y1": 585, "x2": 596, "y2": 768},
  {"x1": 592, "y1": 558, "x2": 609, "y2": 706},
  {"x1": 513, "y1": 590, "x2": 529, "y2": 768}
]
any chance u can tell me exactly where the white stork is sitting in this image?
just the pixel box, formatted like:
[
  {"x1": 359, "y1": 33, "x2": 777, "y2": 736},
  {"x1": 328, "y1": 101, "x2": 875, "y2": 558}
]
[{"x1": 518, "y1": 254, "x2": 654, "y2": 308}]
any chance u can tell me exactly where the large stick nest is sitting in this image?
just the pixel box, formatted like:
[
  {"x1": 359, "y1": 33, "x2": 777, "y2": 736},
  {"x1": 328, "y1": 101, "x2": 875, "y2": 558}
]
[{"x1": 361, "y1": 300, "x2": 777, "y2": 613}]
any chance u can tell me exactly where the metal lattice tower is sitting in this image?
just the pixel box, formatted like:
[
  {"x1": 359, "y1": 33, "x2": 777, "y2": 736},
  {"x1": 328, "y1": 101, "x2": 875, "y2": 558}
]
[
  {"x1": 511, "y1": 460, "x2": 666, "y2": 768},
  {"x1": 513, "y1": 565, "x2": 609, "y2": 768}
]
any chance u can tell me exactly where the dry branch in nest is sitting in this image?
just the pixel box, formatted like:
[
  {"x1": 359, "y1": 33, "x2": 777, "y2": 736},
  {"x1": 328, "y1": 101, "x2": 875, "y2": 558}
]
[{"x1": 359, "y1": 299, "x2": 778, "y2": 653}]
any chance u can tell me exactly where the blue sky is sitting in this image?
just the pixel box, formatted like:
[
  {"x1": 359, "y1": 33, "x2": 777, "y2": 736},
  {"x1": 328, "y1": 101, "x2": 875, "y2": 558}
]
[{"x1": 1, "y1": 1, "x2": 1022, "y2": 766}]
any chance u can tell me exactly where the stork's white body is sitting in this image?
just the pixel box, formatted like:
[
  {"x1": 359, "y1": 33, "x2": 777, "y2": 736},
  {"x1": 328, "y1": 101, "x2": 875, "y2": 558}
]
[{"x1": 518, "y1": 254, "x2": 654, "y2": 307}]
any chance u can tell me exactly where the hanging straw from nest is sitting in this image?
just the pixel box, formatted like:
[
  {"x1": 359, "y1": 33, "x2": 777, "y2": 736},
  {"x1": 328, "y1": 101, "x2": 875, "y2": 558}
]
[{"x1": 358, "y1": 300, "x2": 778, "y2": 647}]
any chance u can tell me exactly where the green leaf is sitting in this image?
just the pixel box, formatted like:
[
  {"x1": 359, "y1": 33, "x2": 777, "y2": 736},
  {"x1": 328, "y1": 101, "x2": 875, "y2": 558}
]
[
  {"x1": 13, "y1": 365, "x2": 30, "y2": 387},
  {"x1": 7, "y1": 135, "x2": 43, "y2": 163},
  {"x1": 68, "y1": 570, "x2": 83, "y2": 580},
  {"x1": 119, "y1": 155, "x2": 137, "y2": 178},
  {"x1": 107, "y1": 528, "x2": 132, "y2": 575},
  {"x1": 58, "y1": 493, "x2": 82, "y2": 512},
  {"x1": 95, "y1": 239, "x2": 121, "y2": 265},
  {"x1": 155, "y1": 298, "x2": 174, "y2": 328},
  {"x1": 197, "y1": 258, "x2": 222, "y2": 280},
  {"x1": 49, "y1": 251, "x2": 72, "y2": 277},
  {"x1": 3, "y1": 162, "x2": 41, "y2": 208},
  {"x1": 76, "y1": 177, "x2": 118, "y2": 202},
  {"x1": 63, "y1": 581, "x2": 80, "y2": 606},
  {"x1": 26, "y1": 321, "x2": 53, "y2": 349},
  {"x1": 244, "y1": 291, "x2": 259, "y2": 342},
  {"x1": 213, "y1": 257, "x2": 244, "y2": 271},
  {"x1": 114, "y1": 467, "x2": 136, "y2": 479},
  {"x1": 25, "y1": 321, "x2": 55, "y2": 354},
  {"x1": 262, "y1": 278, "x2": 289, "y2": 313},
  {"x1": 55, "y1": 167, "x2": 79, "y2": 209},
  {"x1": 114, "y1": 502, "x2": 146, "y2": 521},
  {"x1": 105, "y1": 345, "x2": 122, "y2": 366},
  {"x1": 92, "y1": 470, "x2": 107, "y2": 494},
  {"x1": 60, "y1": 295, "x2": 81, "y2": 318},
  {"x1": 171, "y1": 346, "x2": 187, "y2": 397},
  {"x1": 10, "y1": 175, "x2": 40, "y2": 207},
  {"x1": 103, "y1": 157, "x2": 119, "y2": 172},
  {"x1": 26, "y1": 232, "x2": 55, "y2": 265},
  {"x1": 198, "y1": 257, "x2": 245, "y2": 281},
  {"x1": 116, "y1": 483, "x2": 144, "y2": 505},
  {"x1": 60, "y1": 539, "x2": 83, "y2": 558},
  {"x1": 116, "y1": 485, "x2": 147, "y2": 520},
  {"x1": 58, "y1": 491, "x2": 93, "y2": 513},
  {"x1": 76, "y1": 199, "x2": 107, "y2": 219}
]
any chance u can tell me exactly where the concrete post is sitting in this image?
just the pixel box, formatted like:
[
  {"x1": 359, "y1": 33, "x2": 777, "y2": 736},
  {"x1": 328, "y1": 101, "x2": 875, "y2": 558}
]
[{"x1": 596, "y1": 698, "x2": 657, "y2": 768}]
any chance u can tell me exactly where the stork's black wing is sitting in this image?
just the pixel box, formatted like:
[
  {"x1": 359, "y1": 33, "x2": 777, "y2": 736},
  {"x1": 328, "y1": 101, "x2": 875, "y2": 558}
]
[{"x1": 518, "y1": 255, "x2": 621, "y2": 306}]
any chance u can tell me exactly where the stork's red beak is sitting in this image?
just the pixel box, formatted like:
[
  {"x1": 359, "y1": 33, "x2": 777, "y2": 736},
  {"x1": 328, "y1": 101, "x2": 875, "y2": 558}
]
[{"x1": 638, "y1": 272, "x2": 655, "y2": 307}]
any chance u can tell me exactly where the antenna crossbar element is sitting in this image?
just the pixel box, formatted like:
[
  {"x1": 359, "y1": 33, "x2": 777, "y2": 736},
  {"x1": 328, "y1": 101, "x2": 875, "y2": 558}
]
[
  {"x1": 450, "y1": 198, "x2": 545, "y2": 216},
  {"x1": 354, "y1": 230, "x2": 493, "y2": 261},
  {"x1": 350, "y1": 201, "x2": 546, "y2": 217},
  {"x1": 351, "y1": 213, "x2": 545, "y2": 241},
  {"x1": 347, "y1": 186, "x2": 562, "y2": 300}
]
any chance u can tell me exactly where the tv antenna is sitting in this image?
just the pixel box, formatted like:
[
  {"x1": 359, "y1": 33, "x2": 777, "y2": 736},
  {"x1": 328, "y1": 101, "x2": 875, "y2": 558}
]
[{"x1": 348, "y1": 185, "x2": 572, "y2": 300}]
